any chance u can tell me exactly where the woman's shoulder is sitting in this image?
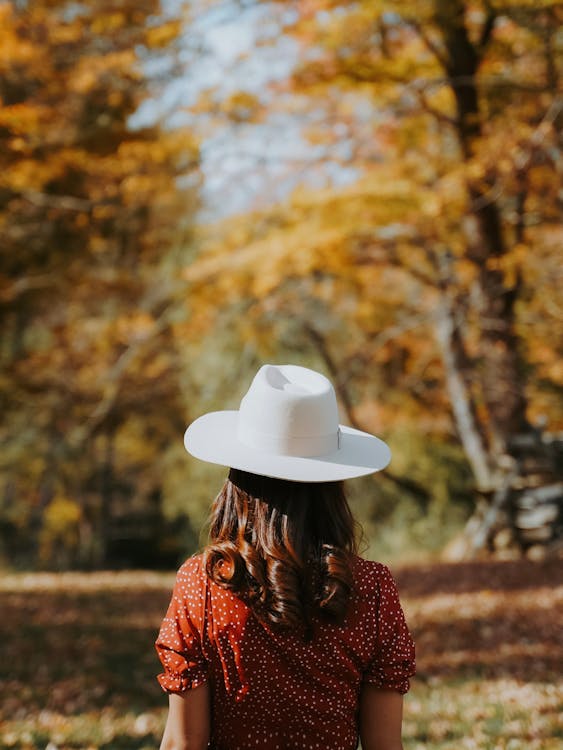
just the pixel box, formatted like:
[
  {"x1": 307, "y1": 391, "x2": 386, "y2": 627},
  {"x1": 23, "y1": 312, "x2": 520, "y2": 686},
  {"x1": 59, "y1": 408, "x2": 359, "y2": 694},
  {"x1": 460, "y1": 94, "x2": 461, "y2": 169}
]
[
  {"x1": 351, "y1": 553, "x2": 392, "y2": 577},
  {"x1": 174, "y1": 553, "x2": 207, "y2": 594},
  {"x1": 350, "y1": 555, "x2": 397, "y2": 598},
  {"x1": 178, "y1": 552, "x2": 205, "y2": 573}
]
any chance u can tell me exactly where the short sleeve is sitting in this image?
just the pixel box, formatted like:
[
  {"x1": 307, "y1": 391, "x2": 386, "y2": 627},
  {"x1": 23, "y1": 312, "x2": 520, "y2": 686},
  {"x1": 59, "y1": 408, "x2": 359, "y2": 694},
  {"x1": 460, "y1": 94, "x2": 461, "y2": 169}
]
[
  {"x1": 362, "y1": 565, "x2": 416, "y2": 694},
  {"x1": 155, "y1": 557, "x2": 209, "y2": 693}
]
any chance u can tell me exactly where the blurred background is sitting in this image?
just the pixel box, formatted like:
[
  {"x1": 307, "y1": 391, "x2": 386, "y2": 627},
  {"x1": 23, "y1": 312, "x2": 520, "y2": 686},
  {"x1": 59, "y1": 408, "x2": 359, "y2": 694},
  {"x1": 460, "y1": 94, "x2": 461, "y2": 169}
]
[
  {"x1": 1, "y1": 0, "x2": 561, "y2": 571},
  {"x1": 1, "y1": 2, "x2": 562, "y2": 747}
]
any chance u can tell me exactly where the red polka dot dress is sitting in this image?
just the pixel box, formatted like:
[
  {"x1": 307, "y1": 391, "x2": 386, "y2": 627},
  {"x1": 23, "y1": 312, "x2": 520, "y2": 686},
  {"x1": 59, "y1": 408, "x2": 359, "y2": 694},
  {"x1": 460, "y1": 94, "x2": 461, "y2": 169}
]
[{"x1": 155, "y1": 554, "x2": 415, "y2": 750}]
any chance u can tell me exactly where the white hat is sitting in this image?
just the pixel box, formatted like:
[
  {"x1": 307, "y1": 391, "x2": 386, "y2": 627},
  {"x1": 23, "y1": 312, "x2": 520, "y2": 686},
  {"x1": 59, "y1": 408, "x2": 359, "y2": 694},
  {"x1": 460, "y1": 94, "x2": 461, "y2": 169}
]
[{"x1": 184, "y1": 364, "x2": 391, "y2": 482}]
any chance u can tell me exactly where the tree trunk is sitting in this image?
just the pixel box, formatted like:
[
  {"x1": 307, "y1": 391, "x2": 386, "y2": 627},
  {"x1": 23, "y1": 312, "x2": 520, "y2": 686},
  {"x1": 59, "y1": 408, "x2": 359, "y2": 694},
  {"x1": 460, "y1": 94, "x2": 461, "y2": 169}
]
[
  {"x1": 434, "y1": 0, "x2": 529, "y2": 459},
  {"x1": 434, "y1": 295, "x2": 495, "y2": 490},
  {"x1": 97, "y1": 428, "x2": 115, "y2": 567},
  {"x1": 425, "y1": 1, "x2": 541, "y2": 554}
]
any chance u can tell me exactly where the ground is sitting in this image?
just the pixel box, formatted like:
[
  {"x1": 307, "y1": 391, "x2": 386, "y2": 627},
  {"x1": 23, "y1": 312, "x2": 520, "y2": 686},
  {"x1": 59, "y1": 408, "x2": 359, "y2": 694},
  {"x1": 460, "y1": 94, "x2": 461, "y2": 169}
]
[{"x1": 0, "y1": 557, "x2": 561, "y2": 749}]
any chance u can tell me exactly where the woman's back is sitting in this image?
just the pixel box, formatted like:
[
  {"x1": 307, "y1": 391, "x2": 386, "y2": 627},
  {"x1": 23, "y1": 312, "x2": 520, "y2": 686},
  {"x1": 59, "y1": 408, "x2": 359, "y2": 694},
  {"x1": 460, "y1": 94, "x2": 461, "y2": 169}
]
[{"x1": 156, "y1": 553, "x2": 414, "y2": 750}]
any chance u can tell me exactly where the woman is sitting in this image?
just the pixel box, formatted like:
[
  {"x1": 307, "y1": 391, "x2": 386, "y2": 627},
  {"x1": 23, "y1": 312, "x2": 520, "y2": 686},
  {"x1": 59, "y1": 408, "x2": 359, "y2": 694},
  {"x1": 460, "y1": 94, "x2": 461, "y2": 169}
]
[{"x1": 155, "y1": 364, "x2": 415, "y2": 750}]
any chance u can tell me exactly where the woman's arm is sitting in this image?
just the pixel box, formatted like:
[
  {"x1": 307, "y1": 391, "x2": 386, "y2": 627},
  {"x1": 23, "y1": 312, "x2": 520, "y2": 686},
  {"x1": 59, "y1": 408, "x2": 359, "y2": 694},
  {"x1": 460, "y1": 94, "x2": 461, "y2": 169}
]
[
  {"x1": 159, "y1": 683, "x2": 210, "y2": 750},
  {"x1": 359, "y1": 686, "x2": 404, "y2": 750}
]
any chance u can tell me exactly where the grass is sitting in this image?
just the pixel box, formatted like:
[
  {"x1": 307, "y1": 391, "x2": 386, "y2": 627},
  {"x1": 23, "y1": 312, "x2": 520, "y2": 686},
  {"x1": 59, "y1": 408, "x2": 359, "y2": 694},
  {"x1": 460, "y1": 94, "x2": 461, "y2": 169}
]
[
  {"x1": 0, "y1": 559, "x2": 561, "y2": 749},
  {"x1": 397, "y1": 558, "x2": 563, "y2": 750}
]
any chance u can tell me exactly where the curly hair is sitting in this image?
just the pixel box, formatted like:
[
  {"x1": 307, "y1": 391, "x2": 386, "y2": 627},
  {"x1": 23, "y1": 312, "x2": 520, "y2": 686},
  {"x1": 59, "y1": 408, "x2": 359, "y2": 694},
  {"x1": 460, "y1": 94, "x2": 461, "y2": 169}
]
[{"x1": 204, "y1": 468, "x2": 358, "y2": 636}]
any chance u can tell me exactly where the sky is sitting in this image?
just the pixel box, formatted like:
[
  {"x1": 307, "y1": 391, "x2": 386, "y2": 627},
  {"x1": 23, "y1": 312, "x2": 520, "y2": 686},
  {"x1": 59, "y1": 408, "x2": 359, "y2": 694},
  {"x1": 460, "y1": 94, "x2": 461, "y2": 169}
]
[{"x1": 131, "y1": 0, "x2": 360, "y2": 220}]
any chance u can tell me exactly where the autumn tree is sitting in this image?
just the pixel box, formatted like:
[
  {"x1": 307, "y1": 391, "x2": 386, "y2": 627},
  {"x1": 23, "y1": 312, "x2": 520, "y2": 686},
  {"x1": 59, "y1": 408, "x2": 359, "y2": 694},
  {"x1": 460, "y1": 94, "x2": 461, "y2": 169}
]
[
  {"x1": 0, "y1": 0, "x2": 200, "y2": 567},
  {"x1": 183, "y1": 0, "x2": 562, "y2": 554}
]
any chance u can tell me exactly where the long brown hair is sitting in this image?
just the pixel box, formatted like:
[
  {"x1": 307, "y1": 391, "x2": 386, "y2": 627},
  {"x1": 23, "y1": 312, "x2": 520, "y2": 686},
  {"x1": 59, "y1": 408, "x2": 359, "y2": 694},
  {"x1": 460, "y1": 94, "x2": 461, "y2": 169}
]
[{"x1": 204, "y1": 468, "x2": 358, "y2": 634}]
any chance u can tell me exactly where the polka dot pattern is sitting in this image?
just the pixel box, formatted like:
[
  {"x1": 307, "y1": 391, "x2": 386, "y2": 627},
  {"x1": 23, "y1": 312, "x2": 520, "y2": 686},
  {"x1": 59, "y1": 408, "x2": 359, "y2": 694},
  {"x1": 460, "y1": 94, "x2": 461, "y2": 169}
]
[{"x1": 155, "y1": 554, "x2": 415, "y2": 750}]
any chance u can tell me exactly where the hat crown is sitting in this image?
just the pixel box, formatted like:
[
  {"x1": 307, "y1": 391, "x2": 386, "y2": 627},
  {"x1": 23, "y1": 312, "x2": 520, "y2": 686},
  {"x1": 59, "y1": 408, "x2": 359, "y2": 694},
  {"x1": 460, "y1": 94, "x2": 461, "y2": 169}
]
[{"x1": 237, "y1": 365, "x2": 340, "y2": 457}]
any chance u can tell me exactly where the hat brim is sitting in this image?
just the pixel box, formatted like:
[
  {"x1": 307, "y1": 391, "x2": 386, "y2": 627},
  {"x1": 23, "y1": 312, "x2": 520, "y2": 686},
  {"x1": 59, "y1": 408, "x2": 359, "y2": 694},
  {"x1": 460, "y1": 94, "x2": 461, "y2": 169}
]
[{"x1": 184, "y1": 411, "x2": 391, "y2": 483}]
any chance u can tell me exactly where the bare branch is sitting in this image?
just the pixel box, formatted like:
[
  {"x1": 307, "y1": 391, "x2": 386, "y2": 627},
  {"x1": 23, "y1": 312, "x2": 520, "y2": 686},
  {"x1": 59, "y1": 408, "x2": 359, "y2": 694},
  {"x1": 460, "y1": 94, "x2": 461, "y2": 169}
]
[
  {"x1": 433, "y1": 297, "x2": 495, "y2": 491},
  {"x1": 0, "y1": 274, "x2": 56, "y2": 303},
  {"x1": 17, "y1": 190, "x2": 93, "y2": 212},
  {"x1": 366, "y1": 315, "x2": 431, "y2": 348},
  {"x1": 470, "y1": 98, "x2": 563, "y2": 212},
  {"x1": 469, "y1": 461, "x2": 518, "y2": 553},
  {"x1": 470, "y1": 180, "x2": 504, "y2": 212},
  {"x1": 411, "y1": 74, "x2": 551, "y2": 94},
  {"x1": 303, "y1": 320, "x2": 431, "y2": 504},
  {"x1": 384, "y1": 244, "x2": 437, "y2": 288},
  {"x1": 302, "y1": 322, "x2": 358, "y2": 428},
  {"x1": 404, "y1": 18, "x2": 450, "y2": 70},
  {"x1": 478, "y1": 4, "x2": 497, "y2": 60},
  {"x1": 68, "y1": 283, "x2": 185, "y2": 447},
  {"x1": 414, "y1": 88, "x2": 458, "y2": 128}
]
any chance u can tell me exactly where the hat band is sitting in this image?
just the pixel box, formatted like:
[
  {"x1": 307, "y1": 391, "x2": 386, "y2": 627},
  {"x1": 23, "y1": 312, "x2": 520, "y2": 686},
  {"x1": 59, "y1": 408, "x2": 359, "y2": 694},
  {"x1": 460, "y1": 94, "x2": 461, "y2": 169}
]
[{"x1": 237, "y1": 421, "x2": 340, "y2": 458}]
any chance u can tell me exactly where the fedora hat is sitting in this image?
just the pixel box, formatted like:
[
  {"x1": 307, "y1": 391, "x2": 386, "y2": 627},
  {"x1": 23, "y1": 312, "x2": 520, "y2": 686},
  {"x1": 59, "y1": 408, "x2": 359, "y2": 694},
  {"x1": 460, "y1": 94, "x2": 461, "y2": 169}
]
[{"x1": 184, "y1": 364, "x2": 391, "y2": 482}]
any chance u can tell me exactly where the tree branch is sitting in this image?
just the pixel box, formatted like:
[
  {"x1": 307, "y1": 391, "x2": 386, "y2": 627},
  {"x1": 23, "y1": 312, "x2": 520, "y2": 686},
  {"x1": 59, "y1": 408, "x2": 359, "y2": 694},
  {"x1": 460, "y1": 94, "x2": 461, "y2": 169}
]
[
  {"x1": 477, "y1": 3, "x2": 497, "y2": 61},
  {"x1": 68, "y1": 283, "x2": 185, "y2": 448},
  {"x1": 302, "y1": 321, "x2": 431, "y2": 504},
  {"x1": 302, "y1": 322, "x2": 358, "y2": 427},
  {"x1": 18, "y1": 189, "x2": 93, "y2": 212},
  {"x1": 414, "y1": 87, "x2": 458, "y2": 128},
  {"x1": 404, "y1": 17, "x2": 450, "y2": 70},
  {"x1": 433, "y1": 295, "x2": 495, "y2": 491},
  {"x1": 0, "y1": 273, "x2": 56, "y2": 303}
]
